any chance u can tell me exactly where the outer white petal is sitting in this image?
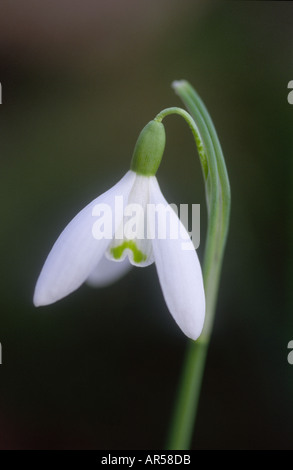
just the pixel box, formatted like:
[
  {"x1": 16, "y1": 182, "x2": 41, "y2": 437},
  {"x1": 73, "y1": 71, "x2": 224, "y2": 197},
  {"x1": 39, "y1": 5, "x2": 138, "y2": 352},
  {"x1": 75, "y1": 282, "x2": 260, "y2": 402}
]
[
  {"x1": 149, "y1": 177, "x2": 205, "y2": 340},
  {"x1": 86, "y1": 255, "x2": 132, "y2": 287},
  {"x1": 33, "y1": 171, "x2": 136, "y2": 306}
]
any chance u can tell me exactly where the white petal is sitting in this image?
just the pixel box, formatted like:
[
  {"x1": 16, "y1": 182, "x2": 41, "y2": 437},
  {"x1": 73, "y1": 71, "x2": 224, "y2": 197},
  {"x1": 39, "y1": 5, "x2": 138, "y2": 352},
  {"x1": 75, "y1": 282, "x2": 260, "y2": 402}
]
[
  {"x1": 149, "y1": 178, "x2": 205, "y2": 340},
  {"x1": 33, "y1": 170, "x2": 136, "y2": 306},
  {"x1": 86, "y1": 255, "x2": 132, "y2": 287}
]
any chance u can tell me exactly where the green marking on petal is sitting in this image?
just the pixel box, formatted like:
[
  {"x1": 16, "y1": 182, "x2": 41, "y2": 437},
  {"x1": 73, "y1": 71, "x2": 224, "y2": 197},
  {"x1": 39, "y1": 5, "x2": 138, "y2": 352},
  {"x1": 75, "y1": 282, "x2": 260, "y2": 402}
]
[{"x1": 110, "y1": 241, "x2": 147, "y2": 264}]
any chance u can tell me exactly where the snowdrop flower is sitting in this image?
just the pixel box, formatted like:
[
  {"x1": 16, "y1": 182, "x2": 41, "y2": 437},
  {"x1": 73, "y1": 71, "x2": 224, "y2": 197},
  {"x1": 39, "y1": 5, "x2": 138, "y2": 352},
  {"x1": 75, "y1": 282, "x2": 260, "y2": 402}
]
[{"x1": 33, "y1": 120, "x2": 205, "y2": 340}]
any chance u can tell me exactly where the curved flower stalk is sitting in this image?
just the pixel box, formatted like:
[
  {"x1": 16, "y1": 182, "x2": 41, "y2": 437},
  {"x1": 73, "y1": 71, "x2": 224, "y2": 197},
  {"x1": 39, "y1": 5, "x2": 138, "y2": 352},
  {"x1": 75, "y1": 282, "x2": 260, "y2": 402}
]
[
  {"x1": 161, "y1": 81, "x2": 231, "y2": 449},
  {"x1": 34, "y1": 120, "x2": 205, "y2": 341}
]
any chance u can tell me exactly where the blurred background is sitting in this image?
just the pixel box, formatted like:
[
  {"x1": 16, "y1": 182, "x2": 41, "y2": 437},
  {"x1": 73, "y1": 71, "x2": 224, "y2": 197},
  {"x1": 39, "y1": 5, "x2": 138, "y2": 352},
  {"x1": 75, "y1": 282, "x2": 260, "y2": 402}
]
[{"x1": 0, "y1": 0, "x2": 292, "y2": 450}]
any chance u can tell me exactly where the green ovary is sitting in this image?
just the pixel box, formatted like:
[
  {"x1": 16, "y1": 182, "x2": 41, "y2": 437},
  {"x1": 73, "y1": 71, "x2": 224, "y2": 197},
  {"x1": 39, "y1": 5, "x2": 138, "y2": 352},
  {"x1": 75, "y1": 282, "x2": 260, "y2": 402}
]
[{"x1": 110, "y1": 240, "x2": 147, "y2": 264}]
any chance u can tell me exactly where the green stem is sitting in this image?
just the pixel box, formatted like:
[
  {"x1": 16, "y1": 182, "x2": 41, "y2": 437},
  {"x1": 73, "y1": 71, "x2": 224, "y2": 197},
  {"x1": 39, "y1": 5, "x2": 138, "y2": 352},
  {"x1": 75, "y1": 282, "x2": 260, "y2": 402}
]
[
  {"x1": 157, "y1": 82, "x2": 231, "y2": 449},
  {"x1": 166, "y1": 339, "x2": 208, "y2": 450}
]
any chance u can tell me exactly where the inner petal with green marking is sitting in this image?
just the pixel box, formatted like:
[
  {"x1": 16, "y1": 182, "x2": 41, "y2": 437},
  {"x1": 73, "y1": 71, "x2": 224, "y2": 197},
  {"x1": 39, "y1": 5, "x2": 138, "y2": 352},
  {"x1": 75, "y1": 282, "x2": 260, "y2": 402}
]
[
  {"x1": 110, "y1": 240, "x2": 147, "y2": 264},
  {"x1": 106, "y1": 174, "x2": 155, "y2": 267},
  {"x1": 107, "y1": 233, "x2": 154, "y2": 267}
]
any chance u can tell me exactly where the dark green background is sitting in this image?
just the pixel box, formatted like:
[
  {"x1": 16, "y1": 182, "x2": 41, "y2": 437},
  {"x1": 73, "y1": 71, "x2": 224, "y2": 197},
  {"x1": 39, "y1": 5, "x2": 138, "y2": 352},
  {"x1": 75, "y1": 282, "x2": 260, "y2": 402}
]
[{"x1": 0, "y1": 0, "x2": 292, "y2": 449}]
